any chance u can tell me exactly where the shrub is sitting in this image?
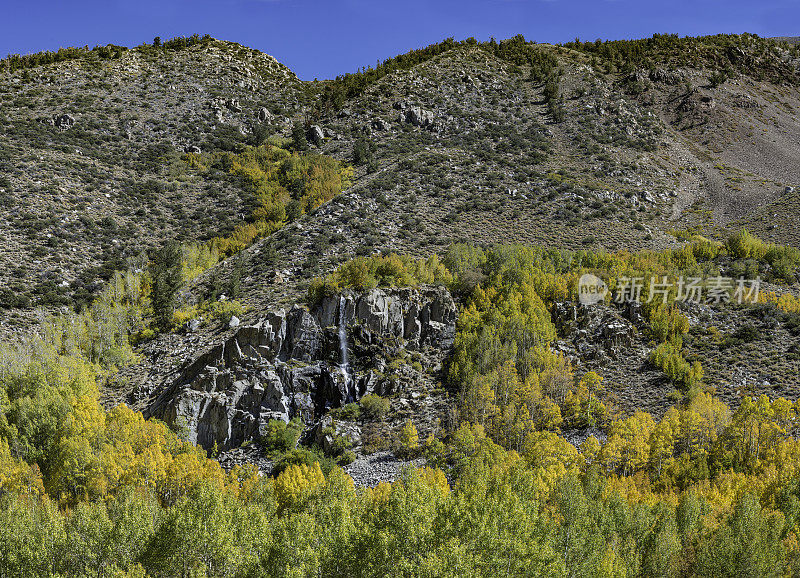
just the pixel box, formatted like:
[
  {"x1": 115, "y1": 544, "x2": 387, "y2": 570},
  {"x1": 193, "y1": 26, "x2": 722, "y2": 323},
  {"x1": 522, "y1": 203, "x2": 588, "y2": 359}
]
[
  {"x1": 207, "y1": 300, "x2": 245, "y2": 323},
  {"x1": 307, "y1": 253, "x2": 453, "y2": 305},
  {"x1": 726, "y1": 229, "x2": 767, "y2": 260},
  {"x1": 172, "y1": 306, "x2": 200, "y2": 328},
  {"x1": 725, "y1": 230, "x2": 800, "y2": 282},
  {"x1": 689, "y1": 235, "x2": 722, "y2": 261},
  {"x1": 709, "y1": 71, "x2": 727, "y2": 88},
  {"x1": 331, "y1": 403, "x2": 361, "y2": 421},
  {"x1": 649, "y1": 342, "x2": 703, "y2": 389},
  {"x1": 722, "y1": 324, "x2": 761, "y2": 348},
  {"x1": 272, "y1": 448, "x2": 336, "y2": 477},
  {"x1": 360, "y1": 394, "x2": 390, "y2": 420},
  {"x1": 338, "y1": 450, "x2": 356, "y2": 466},
  {"x1": 262, "y1": 418, "x2": 304, "y2": 454},
  {"x1": 352, "y1": 136, "x2": 376, "y2": 168}
]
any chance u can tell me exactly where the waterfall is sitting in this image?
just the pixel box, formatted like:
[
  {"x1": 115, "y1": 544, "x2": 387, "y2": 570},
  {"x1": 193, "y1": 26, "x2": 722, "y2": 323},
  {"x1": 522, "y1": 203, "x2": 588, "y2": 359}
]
[{"x1": 338, "y1": 296, "x2": 350, "y2": 388}]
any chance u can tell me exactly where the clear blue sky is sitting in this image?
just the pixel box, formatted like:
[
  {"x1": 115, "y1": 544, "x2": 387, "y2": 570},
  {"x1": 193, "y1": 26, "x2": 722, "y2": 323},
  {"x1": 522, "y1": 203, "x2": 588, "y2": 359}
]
[{"x1": 2, "y1": 0, "x2": 797, "y2": 80}]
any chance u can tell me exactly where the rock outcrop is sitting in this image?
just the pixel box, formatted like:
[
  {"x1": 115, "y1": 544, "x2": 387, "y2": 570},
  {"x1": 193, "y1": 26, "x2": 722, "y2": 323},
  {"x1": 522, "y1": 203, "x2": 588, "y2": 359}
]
[
  {"x1": 552, "y1": 301, "x2": 637, "y2": 360},
  {"x1": 55, "y1": 113, "x2": 76, "y2": 130},
  {"x1": 257, "y1": 107, "x2": 274, "y2": 123},
  {"x1": 371, "y1": 118, "x2": 391, "y2": 131},
  {"x1": 393, "y1": 100, "x2": 439, "y2": 131},
  {"x1": 146, "y1": 286, "x2": 456, "y2": 452},
  {"x1": 41, "y1": 113, "x2": 76, "y2": 130},
  {"x1": 306, "y1": 124, "x2": 324, "y2": 146}
]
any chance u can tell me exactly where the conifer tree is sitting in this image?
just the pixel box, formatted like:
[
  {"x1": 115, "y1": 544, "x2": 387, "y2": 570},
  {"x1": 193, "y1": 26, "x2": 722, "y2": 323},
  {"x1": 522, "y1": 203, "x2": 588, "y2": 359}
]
[{"x1": 149, "y1": 241, "x2": 183, "y2": 330}]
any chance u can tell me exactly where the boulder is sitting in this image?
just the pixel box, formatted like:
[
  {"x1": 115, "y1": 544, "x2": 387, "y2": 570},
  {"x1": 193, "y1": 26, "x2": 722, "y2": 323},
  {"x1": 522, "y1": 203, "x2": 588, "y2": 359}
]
[
  {"x1": 371, "y1": 118, "x2": 391, "y2": 131},
  {"x1": 257, "y1": 107, "x2": 274, "y2": 123},
  {"x1": 311, "y1": 415, "x2": 362, "y2": 455},
  {"x1": 306, "y1": 125, "x2": 324, "y2": 146},
  {"x1": 393, "y1": 101, "x2": 439, "y2": 131},
  {"x1": 54, "y1": 114, "x2": 75, "y2": 130},
  {"x1": 404, "y1": 106, "x2": 435, "y2": 128}
]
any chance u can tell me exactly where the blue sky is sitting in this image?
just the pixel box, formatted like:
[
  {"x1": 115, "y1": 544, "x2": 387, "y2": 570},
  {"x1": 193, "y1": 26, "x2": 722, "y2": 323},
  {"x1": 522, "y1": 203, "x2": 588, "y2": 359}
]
[{"x1": 1, "y1": 0, "x2": 797, "y2": 80}]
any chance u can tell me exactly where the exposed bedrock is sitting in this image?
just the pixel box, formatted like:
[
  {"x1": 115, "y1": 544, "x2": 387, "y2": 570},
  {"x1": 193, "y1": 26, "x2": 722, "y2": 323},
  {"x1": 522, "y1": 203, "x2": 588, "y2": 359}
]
[{"x1": 146, "y1": 286, "x2": 456, "y2": 451}]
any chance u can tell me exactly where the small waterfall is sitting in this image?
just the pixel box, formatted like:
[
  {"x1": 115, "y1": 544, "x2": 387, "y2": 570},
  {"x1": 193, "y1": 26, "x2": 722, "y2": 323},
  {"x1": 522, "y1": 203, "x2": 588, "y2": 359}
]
[{"x1": 338, "y1": 296, "x2": 350, "y2": 388}]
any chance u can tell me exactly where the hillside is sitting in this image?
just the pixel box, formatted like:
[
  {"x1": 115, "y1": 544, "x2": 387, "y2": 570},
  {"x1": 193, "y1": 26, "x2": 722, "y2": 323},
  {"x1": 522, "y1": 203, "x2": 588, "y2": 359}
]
[
  {"x1": 155, "y1": 35, "x2": 800, "y2": 315},
  {"x1": 2, "y1": 34, "x2": 799, "y2": 323},
  {"x1": 0, "y1": 36, "x2": 305, "y2": 320},
  {"x1": 3, "y1": 31, "x2": 800, "y2": 576},
  {"x1": 1, "y1": 32, "x2": 798, "y2": 414}
]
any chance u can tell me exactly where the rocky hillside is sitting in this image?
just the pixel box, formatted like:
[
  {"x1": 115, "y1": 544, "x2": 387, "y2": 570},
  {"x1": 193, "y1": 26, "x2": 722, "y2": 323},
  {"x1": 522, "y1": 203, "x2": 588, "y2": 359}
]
[
  {"x1": 197, "y1": 34, "x2": 800, "y2": 320},
  {"x1": 3, "y1": 33, "x2": 800, "y2": 476},
  {"x1": 0, "y1": 36, "x2": 305, "y2": 320},
  {"x1": 6, "y1": 33, "x2": 800, "y2": 577},
  {"x1": 3, "y1": 34, "x2": 799, "y2": 322}
]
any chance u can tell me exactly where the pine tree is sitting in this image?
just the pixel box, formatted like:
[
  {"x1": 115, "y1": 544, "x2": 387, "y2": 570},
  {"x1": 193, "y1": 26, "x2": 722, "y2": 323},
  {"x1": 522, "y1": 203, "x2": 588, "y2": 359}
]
[
  {"x1": 291, "y1": 122, "x2": 309, "y2": 151},
  {"x1": 227, "y1": 253, "x2": 246, "y2": 300},
  {"x1": 352, "y1": 136, "x2": 377, "y2": 172},
  {"x1": 149, "y1": 241, "x2": 183, "y2": 330}
]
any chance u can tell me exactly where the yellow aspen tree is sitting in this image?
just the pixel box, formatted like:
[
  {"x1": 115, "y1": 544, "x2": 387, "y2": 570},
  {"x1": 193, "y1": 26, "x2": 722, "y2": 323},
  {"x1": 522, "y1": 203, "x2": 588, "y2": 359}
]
[
  {"x1": 398, "y1": 420, "x2": 420, "y2": 458},
  {"x1": 274, "y1": 462, "x2": 325, "y2": 511}
]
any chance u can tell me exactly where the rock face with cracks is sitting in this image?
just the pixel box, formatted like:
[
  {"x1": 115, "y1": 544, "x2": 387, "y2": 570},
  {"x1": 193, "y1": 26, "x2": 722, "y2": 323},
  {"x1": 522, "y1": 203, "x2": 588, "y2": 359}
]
[{"x1": 146, "y1": 286, "x2": 456, "y2": 451}]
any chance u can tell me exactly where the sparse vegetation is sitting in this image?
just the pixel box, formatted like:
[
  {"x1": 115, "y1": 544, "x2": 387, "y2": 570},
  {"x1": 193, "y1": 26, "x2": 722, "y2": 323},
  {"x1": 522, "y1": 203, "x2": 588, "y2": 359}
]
[
  {"x1": 307, "y1": 253, "x2": 453, "y2": 305},
  {"x1": 316, "y1": 34, "x2": 558, "y2": 112}
]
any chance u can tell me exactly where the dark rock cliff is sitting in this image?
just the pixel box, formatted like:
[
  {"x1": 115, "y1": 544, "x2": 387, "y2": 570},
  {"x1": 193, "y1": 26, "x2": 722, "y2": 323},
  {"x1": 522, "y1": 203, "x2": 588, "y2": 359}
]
[{"x1": 146, "y1": 286, "x2": 457, "y2": 451}]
